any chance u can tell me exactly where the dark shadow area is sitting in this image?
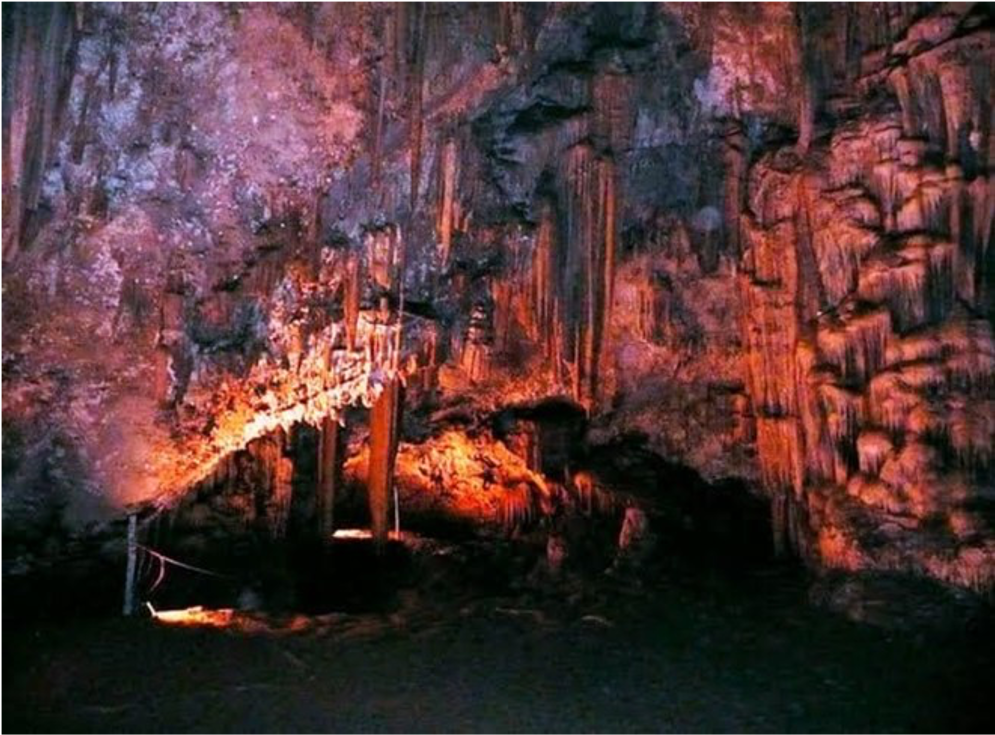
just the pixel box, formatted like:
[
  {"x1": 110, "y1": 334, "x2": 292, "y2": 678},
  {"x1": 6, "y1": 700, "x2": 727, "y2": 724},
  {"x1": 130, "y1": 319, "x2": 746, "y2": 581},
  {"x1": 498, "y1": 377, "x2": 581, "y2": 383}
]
[{"x1": 584, "y1": 434, "x2": 779, "y2": 573}]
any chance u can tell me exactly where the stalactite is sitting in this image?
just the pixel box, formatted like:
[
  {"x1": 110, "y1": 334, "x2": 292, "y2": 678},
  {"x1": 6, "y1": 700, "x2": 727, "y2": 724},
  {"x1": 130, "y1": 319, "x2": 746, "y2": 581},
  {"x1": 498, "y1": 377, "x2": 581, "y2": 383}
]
[
  {"x1": 795, "y1": 173, "x2": 829, "y2": 322},
  {"x1": 846, "y1": 473, "x2": 907, "y2": 515},
  {"x1": 908, "y1": 64, "x2": 947, "y2": 151},
  {"x1": 497, "y1": 2, "x2": 525, "y2": 57},
  {"x1": 948, "y1": 403, "x2": 995, "y2": 472},
  {"x1": 947, "y1": 164, "x2": 995, "y2": 309},
  {"x1": 634, "y1": 274, "x2": 657, "y2": 342},
  {"x1": 372, "y1": 60, "x2": 388, "y2": 191},
  {"x1": 437, "y1": 137, "x2": 459, "y2": 265},
  {"x1": 796, "y1": 344, "x2": 836, "y2": 484},
  {"x1": 871, "y1": 160, "x2": 900, "y2": 232},
  {"x1": 756, "y1": 417, "x2": 805, "y2": 493},
  {"x1": 394, "y1": 224, "x2": 406, "y2": 372},
  {"x1": 896, "y1": 167, "x2": 949, "y2": 234},
  {"x1": 592, "y1": 65, "x2": 633, "y2": 155},
  {"x1": 531, "y1": 203, "x2": 559, "y2": 363},
  {"x1": 256, "y1": 429, "x2": 292, "y2": 539},
  {"x1": 2, "y1": 3, "x2": 78, "y2": 259},
  {"x1": 963, "y1": 175, "x2": 993, "y2": 311},
  {"x1": 460, "y1": 300, "x2": 493, "y2": 383},
  {"x1": 408, "y1": 2, "x2": 427, "y2": 212},
  {"x1": 722, "y1": 122, "x2": 748, "y2": 255},
  {"x1": 560, "y1": 146, "x2": 588, "y2": 402},
  {"x1": 858, "y1": 240, "x2": 954, "y2": 333},
  {"x1": 857, "y1": 429, "x2": 893, "y2": 476},
  {"x1": 556, "y1": 146, "x2": 618, "y2": 407},
  {"x1": 889, "y1": 67, "x2": 917, "y2": 139},
  {"x1": 391, "y1": 2, "x2": 407, "y2": 98},
  {"x1": 818, "y1": 382, "x2": 863, "y2": 481},
  {"x1": 501, "y1": 482, "x2": 536, "y2": 530},
  {"x1": 740, "y1": 280, "x2": 799, "y2": 417},
  {"x1": 816, "y1": 308, "x2": 891, "y2": 386},
  {"x1": 794, "y1": 5, "x2": 815, "y2": 154},
  {"x1": 810, "y1": 195, "x2": 878, "y2": 309},
  {"x1": 599, "y1": 158, "x2": 617, "y2": 406},
  {"x1": 425, "y1": 328, "x2": 440, "y2": 393},
  {"x1": 491, "y1": 277, "x2": 514, "y2": 354},
  {"x1": 828, "y1": 127, "x2": 873, "y2": 190},
  {"x1": 868, "y1": 371, "x2": 919, "y2": 436},
  {"x1": 368, "y1": 377, "x2": 403, "y2": 545},
  {"x1": 343, "y1": 254, "x2": 362, "y2": 351}
]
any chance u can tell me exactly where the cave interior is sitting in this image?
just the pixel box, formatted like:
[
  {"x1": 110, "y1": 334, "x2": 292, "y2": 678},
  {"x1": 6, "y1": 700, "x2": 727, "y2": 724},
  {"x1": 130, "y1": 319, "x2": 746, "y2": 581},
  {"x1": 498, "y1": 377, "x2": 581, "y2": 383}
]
[{"x1": 2, "y1": 2, "x2": 994, "y2": 732}]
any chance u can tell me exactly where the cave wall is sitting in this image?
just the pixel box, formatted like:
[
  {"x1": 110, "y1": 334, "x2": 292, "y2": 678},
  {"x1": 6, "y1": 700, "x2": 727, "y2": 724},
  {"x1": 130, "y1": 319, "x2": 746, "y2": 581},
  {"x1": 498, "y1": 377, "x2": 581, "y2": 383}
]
[
  {"x1": 3, "y1": 3, "x2": 992, "y2": 590},
  {"x1": 740, "y1": 5, "x2": 994, "y2": 586}
]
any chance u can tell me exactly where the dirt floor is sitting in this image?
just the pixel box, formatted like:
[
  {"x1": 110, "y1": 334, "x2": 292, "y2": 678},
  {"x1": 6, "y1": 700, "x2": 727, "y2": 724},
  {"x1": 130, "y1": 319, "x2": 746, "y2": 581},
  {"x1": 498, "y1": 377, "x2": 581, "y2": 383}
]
[{"x1": 4, "y1": 555, "x2": 994, "y2": 734}]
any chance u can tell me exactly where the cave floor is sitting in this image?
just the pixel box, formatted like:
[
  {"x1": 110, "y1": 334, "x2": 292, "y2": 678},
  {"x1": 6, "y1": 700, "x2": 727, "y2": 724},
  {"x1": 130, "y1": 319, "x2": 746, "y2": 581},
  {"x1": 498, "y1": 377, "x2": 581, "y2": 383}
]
[{"x1": 4, "y1": 564, "x2": 992, "y2": 734}]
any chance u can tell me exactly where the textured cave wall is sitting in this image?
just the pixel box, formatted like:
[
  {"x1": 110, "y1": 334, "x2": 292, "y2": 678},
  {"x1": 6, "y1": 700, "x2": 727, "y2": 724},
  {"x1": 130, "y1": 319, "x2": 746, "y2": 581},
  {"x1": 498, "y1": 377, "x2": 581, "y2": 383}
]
[
  {"x1": 740, "y1": 4, "x2": 994, "y2": 587},
  {"x1": 2, "y1": 3, "x2": 992, "y2": 590},
  {"x1": 3, "y1": 2, "x2": 379, "y2": 536}
]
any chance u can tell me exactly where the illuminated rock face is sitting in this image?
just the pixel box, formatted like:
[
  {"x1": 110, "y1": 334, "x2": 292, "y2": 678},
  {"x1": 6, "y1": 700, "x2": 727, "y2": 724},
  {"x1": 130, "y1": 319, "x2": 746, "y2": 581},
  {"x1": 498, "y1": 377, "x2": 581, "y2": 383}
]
[{"x1": 2, "y1": 3, "x2": 992, "y2": 590}]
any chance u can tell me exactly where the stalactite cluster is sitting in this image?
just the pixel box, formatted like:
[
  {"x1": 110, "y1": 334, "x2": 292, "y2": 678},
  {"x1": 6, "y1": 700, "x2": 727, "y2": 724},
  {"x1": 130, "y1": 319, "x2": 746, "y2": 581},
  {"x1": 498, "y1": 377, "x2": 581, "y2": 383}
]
[
  {"x1": 1, "y1": 3, "x2": 79, "y2": 259},
  {"x1": 740, "y1": 4, "x2": 993, "y2": 586}
]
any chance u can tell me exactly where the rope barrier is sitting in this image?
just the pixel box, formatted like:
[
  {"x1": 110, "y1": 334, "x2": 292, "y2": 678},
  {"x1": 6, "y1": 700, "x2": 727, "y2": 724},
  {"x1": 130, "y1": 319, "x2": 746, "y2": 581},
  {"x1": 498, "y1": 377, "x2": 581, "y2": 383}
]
[{"x1": 136, "y1": 543, "x2": 232, "y2": 593}]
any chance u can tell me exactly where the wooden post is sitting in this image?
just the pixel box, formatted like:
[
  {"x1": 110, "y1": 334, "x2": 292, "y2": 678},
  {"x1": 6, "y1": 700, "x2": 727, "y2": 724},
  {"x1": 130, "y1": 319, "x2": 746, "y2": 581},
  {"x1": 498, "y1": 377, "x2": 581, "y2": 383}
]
[{"x1": 123, "y1": 513, "x2": 137, "y2": 616}]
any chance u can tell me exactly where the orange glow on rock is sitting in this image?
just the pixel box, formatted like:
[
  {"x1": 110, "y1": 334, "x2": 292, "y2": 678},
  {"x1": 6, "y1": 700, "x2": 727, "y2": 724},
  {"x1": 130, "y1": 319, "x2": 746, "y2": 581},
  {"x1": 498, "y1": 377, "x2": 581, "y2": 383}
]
[{"x1": 345, "y1": 427, "x2": 554, "y2": 527}]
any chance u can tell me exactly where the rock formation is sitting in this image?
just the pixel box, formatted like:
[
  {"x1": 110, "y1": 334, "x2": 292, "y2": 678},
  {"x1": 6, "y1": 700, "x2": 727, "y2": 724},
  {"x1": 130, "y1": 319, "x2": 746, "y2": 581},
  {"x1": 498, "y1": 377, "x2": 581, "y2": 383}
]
[{"x1": 3, "y1": 3, "x2": 992, "y2": 593}]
